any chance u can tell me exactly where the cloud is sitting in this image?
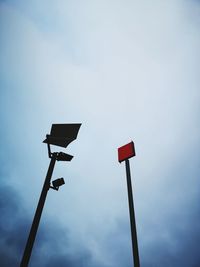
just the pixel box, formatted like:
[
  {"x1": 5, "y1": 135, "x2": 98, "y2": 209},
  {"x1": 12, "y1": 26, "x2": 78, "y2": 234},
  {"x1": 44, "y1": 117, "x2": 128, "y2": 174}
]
[
  {"x1": 141, "y1": 200, "x2": 200, "y2": 267},
  {"x1": 0, "y1": 184, "x2": 28, "y2": 266},
  {"x1": 0, "y1": 183, "x2": 102, "y2": 267}
]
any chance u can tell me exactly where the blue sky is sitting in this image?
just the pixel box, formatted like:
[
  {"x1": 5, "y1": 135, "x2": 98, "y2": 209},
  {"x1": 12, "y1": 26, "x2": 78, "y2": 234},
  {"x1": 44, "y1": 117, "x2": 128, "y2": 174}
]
[{"x1": 0, "y1": 0, "x2": 200, "y2": 266}]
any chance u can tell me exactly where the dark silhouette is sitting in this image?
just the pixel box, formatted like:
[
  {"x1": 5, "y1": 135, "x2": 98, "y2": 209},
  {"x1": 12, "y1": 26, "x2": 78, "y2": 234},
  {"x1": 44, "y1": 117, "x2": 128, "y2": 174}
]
[
  {"x1": 20, "y1": 123, "x2": 81, "y2": 267},
  {"x1": 118, "y1": 141, "x2": 140, "y2": 267}
]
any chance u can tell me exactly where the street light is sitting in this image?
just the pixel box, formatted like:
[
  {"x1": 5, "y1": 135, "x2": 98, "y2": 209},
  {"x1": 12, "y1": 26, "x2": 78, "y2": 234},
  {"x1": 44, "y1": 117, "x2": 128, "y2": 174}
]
[
  {"x1": 20, "y1": 123, "x2": 81, "y2": 267},
  {"x1": 118, "y1": 141, "x2": 140, "y2": 267}
]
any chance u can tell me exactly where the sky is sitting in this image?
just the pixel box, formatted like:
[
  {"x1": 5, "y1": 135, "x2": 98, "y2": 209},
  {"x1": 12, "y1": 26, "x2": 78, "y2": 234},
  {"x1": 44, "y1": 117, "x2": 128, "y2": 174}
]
[{"x1": 0, "y1": 0, "x2": 200, "y2": 266}]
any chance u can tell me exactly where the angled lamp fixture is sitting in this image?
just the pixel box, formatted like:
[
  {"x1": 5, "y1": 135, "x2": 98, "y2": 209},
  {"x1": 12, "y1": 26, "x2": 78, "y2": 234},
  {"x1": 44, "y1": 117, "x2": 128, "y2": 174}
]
[
  {"x1": 43, "y1": 123, "x2": 81, "y2": 160},
  {"x1": 50, "y1": 178, "x2": 65, "y2": 191},
  {"x1": 20, "y1": 123, "x2": 81, "y2": 267}
]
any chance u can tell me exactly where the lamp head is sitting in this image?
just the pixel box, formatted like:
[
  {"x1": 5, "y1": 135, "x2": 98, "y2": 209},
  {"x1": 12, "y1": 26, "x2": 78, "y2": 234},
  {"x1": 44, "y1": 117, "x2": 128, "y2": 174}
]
[
  {"x1": 52, "y1": 178, "x2": 65, "y2": 189},
  {"x1": 43, "y1": 123, "x2": 81, "y2": 148}
]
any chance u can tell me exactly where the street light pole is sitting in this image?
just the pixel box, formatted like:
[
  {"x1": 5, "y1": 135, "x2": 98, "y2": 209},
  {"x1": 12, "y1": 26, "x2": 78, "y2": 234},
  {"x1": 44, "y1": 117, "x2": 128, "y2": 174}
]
[
  {"x1": 20, "y1": 123, "x2": 81, "y2": 267},
  {"x1": 125, "y1": 159, "x2": 140, "y2": 267},
  {"x1": 20, "y1": 153, "x2": 57, "y2": 267}
]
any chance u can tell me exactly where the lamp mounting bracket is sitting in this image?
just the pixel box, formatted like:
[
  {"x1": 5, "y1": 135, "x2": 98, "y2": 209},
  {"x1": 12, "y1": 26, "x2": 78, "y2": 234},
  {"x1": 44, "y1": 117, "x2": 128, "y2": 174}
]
[{"x1": 49, "y1": 185, "x2": 59, "y2": 191}]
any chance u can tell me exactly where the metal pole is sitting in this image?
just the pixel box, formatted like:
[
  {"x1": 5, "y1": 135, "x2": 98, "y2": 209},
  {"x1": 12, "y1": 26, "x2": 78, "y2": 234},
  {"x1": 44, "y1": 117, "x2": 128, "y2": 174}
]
[
  {"x1": 20, "y1": 153, "x2": 57, "y2": 267},
  {"x1": 125, "y1": 159, "x2": 140, "y2": 267}
]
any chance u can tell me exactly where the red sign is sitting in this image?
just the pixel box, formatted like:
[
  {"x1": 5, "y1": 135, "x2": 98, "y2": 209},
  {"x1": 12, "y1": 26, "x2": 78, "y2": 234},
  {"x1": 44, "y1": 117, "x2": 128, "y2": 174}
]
[{"x1": 118, "y1": 141, "x2": 135, "y2": 163}]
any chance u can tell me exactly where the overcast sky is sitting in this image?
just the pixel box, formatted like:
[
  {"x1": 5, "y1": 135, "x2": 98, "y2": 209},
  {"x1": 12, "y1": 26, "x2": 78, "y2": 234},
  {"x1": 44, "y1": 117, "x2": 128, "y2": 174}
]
[{"x1": 0, "y1": 0, "x2": 200, "y2": 266}]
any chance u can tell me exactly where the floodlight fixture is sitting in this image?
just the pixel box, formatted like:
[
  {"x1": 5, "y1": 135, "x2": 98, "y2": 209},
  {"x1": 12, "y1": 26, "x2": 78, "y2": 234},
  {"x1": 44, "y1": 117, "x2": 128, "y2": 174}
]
[
  {"x1": 43, "y1": 123, "x2": 81, "y2": 159},
  {"x1": 57, "y1": 152, "x2": 73, "y2": 162},
  {"x1": 43, "y1": 123, "x2": 81, "y2": 148},
  {"x1": 50, "y1": 178, "x2": 65, "y2": 191}
]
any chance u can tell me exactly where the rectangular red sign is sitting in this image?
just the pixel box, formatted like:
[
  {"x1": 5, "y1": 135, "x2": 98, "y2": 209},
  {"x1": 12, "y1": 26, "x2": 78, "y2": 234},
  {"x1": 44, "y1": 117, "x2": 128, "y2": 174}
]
[{"x1": 118, "y1": 141, "x2": 135, "y2": 163}]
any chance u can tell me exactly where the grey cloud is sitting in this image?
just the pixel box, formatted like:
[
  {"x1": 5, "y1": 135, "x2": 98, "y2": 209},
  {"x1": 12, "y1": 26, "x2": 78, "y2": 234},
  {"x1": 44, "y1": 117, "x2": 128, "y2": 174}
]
[{"x1": 0, "y1": 184, "x2": 98, "y2": 267}]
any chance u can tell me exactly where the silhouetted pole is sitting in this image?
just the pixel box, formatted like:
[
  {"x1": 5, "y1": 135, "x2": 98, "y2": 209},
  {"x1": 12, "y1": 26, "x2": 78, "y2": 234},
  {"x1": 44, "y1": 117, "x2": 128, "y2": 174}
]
[
  {"x1": 20, "y1": 153, "x2": 57, "y2": 267},
  {"x1": 20, "y1": 123, "x2": 82, "y2": 266},
  {"x1": 118, "y1": 141, "x2": 140, "y2": 267},
  {"x1": 125, "y1": 159, "x2": 140, "y2": 267}
]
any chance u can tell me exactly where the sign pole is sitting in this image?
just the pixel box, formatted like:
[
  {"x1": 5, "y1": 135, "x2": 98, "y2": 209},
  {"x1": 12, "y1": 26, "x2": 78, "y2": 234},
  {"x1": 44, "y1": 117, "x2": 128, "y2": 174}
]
[
  {"x1": 118, "y1": 141, "x2": 140, "y2": 267},
  {"x1": 125, "y1": 159, "x2": 140, "y2": 267}
]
